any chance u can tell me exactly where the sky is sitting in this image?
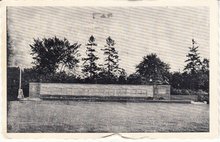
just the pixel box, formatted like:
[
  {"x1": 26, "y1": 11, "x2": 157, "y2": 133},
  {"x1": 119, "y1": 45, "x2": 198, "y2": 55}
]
[{"x1": 7, "y1": 6, "x2": 209, "y2": 74}]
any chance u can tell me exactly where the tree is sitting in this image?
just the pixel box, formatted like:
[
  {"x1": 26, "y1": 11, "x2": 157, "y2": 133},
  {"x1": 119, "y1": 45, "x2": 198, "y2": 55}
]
[
  {"x1": 82, "y1": 35, "x2": 100, "y2": 81},
  {"x1": 117, "y1": 68, "x2": 127, "y2": 84},
  {"x1": 30, "y1": 36, "x2": 81, "y2": 74},
  {"x1": 183, "y1": 39, "x2": 210, "y2": 91},
  {"x1": 198, "y1": 58, "x2": 209, "y2": 92},
  {"x1": 184, "y1": 39, "x2": 201, "y2": 74},
  {"x1": 7, "y1": 32, "x2": 14, "y2": 66},
  {"x1": 102, "y1": 37, "x2": 120, "y2": 74},
  {"x1": 98, "y1": 36, "x2": 126, "y2": 83},
  {"x1": 7, "y1": 11, "x2": 14, "y2": 67},
  {"x1": 201, "y1": 58, "x2": 209, "y2": 73},
  {"x1": 170, "y1": 72, "x2": 183, "y2": 89},
  {"x1": 136, "y1": 53, "x2": 170, "y2": 84},
  {"x1": 127, "y1": 73, "x2": 142, "y2": 84}
]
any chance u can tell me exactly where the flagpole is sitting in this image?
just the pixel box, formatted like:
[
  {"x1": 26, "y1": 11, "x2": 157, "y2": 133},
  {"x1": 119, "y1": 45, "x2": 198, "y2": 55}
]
[
  {"x1": 17, "y1": 66, "x2": 24, "y2": 99},
  {"x1": 19, "y1": 67, "x2": 21, "y2": 89}
]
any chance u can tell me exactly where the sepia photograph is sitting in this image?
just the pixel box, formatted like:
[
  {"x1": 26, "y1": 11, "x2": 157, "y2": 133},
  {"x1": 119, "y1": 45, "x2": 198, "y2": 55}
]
[{"x1": 2, "y1": 0, "x2": 218, "y2": 138}]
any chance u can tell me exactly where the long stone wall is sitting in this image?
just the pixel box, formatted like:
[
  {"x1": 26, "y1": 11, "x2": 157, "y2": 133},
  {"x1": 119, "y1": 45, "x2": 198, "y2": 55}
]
[{"x1": 29, "y1": 83, "x2": 170, "y2": 100}]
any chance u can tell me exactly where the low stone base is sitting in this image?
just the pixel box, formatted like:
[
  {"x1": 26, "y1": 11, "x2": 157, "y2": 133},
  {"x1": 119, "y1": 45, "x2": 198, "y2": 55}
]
[{"x1": 40, "y1": 95, "x2": 191, "y2": 103}]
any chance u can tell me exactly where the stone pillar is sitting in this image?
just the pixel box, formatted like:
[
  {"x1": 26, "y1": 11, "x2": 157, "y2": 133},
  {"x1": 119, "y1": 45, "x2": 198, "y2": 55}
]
[
  {"x1": 29, "y1": 83, "x2": 41, "y2": 98},
  {"x1": 153, "y1": 85, "x2": 171, "y2": 100}
]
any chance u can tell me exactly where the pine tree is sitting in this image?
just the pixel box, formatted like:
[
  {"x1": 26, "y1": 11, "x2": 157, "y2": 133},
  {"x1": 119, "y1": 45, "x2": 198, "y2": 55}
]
[
  {"x1": 101, "y1": 36, "x2": 122, "y2": 77},
  {"x1": 82, "y1": 35, "x2": 100, "y2": 81},
  {"x1": 97, "y1": 36, "x2": 126, "y2": 84},
  {"x1": 201, "y1": 58, "x2": 209, "y2": 73},
  {"x1": 184, "y1": 39, "x2": 202, "y2": 74},
  {"x1": 184, "y1": 39, "x2": 204, "y2": 90},
  {"x1": 198, "y1": 58, "x2": 209, "y2": 92}
]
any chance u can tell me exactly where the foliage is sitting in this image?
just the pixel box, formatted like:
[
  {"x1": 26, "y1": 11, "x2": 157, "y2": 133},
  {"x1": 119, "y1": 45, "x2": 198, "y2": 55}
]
[
  {"x1": 201, "y1": 58, "x2": 209, "y2": 73},
  {"x1": 27, "y1": 37, "x2": 209, "y2": 91},
  {"x1": 30, "y1": 36, "x2": 81, "y2": 74},
  {"x1": 171, "y1": 88, "x2": 191, "y2": 95},
  {"x1": 196, "y1": 70, "x2": 209, "y2": 92},
  {"x1": 127, "y1": 73, "x2": 142, "y2": 84},
  {"x1": 96, "y1": 69, "x2": 118, "y2": 84},
  {"x1": 117, "y1": 68, "x2": 127, "y2": 84},
  {"x1": 198, "y1": 93, "x2": 209, "y2": 104},
  {"x1": 184, "y1": 39, "x2": 201, "y2": 74},
  {"x1": 98, "y1": 36, "x2": 127, "y2": 83},
  {"x1": 169, "y1": 72, "x2": 183, "y2": 89},
  {"x1": 136, "y1": 53, "x2": 170, "y2": 84},
  {"x1": 199, "y1": 58, "x2": 209, "y2": 92},
  {"x1": 170, "y1": 72, "x2": 196, "y2": 90},
  {"x1": 201, "y1": 58, "x2": 209, "y2": 92},
  {"x1": 146, "y1": 97, "x2": 154, "y2": 100},
  {"x1": 171, "y1": 88, "x2": 208, "y2": 96},
  {"x1": 82, "y1": 35, "x2": 100, "y2": 82},
  {"x1": 101, "y1": 37, "x2": 121, "y2": 75},
  {"x1": 22, "y1": 68, "x2": 81, "y2": 83},
  {"x1": 7, "y1": 67, "x2": 20, "y2": 101},
  {"x1": 7, "y1": 32, "x2": 14, "y2": 66},
  {"x1": 181, "y1": 39, "x2": 209, "y2": 92},
  {"x1": 170, "y1": 70, "x2": 209, "y2": 92}
]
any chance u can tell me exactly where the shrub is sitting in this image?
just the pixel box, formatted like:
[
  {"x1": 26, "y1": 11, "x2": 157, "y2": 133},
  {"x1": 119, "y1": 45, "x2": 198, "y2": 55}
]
[
  {"x1": 127, "y1": 73, "x2": 142, "y2": 84},
  {"x1": 159, "y1": 97, "x2": 165, "y2": 100},
  {"x1": 198, "y1": 94, "x2": 209, "y2": 104},
  {"x1": 171, "y1": 88, "x2": 209, "y2": 103},
  {"x1": 146, "y1": 97, "x2": 153, "y2": 100},
  {"x1": 180, "y1": 89, "x2": 190, "y2": 95},
  {"x1": 171, "y1": 88, "x2": 183, "y2": 95},
  {"x1": 171, "y1": 88, "x2": 208, "y2": 96}
]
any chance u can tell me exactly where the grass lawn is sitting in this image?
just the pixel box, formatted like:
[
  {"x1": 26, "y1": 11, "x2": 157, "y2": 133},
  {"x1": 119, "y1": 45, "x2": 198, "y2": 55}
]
[{"x1": 7, "y1": 100, "x2": 209, "y2": 132}]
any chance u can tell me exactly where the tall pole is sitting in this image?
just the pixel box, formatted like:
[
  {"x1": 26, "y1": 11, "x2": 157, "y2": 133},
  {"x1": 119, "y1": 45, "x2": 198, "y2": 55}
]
[
  {"x1": 17, "y1": 66, "x2": 24, "y2": 99},
  {"x1": 19, "y1": 67, "x2": 21, "y2": 89}
]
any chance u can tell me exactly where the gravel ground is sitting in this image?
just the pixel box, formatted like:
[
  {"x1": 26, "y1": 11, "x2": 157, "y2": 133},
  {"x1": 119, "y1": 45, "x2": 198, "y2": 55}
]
[{"x1": 7, "y1": 100, "x2": 209, "y2": 132}]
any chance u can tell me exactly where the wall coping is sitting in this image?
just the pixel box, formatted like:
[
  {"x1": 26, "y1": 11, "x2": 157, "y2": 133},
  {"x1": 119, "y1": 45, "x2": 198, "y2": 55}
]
[{"x1": 29, "y1": 82, "x2": 170, "y2": 86}]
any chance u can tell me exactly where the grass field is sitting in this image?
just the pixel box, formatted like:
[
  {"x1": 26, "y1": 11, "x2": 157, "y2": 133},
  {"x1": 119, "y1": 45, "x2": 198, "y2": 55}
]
[{"x1": 7, "y1": 100, "x2": 209, "y2": 132}]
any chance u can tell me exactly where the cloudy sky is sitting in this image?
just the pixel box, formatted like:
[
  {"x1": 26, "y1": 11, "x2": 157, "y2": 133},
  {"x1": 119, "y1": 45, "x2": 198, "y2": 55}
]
[{"x1": 7, "y1": 7, "x2": 209, "y2": 74}]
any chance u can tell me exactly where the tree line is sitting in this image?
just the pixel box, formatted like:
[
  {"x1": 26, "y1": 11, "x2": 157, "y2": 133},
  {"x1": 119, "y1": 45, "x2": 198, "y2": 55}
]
[
  {"x1": 8, "y1": 36, "x2": 209, "y2": 94},
  {"x1": 171, "y1": 39, "x2": 209, "y2": 93}
]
